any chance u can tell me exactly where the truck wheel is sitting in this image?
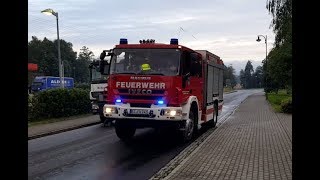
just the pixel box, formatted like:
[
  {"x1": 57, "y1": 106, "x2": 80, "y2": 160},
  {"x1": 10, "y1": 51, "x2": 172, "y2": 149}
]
[
  {"x1": 115, "y1": 121, "x2": 136, "y2": 142},
  {"x1": 206, "y1": 104, "x2": 218, "y2": 128},
  {"x1": 99, "y1": 114, "x2": 106, "y2": 123},
  {"x1": 214, "y1": 103, "x2": 218, "y2": 126},
  {"x1": 180, "y1": 109, "x2": 197, "y2": 142}
]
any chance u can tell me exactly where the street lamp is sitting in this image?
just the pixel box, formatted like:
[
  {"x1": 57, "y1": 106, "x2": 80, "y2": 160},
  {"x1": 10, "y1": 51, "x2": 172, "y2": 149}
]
[
  {"x1": 41, "y1": 8, "x2": 64, "y2": 88},
  {"x1": 256, "y1": 35, "x2": 267, "y2": 90}
]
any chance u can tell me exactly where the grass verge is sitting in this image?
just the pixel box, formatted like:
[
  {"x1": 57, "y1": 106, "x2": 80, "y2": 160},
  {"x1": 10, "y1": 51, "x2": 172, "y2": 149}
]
[
  {"x1": 267, "y1": 89, "x2": 291, "y2": 113},
  {"x1": 224, "y1": 87, "x2": 234, "y2": 93}
]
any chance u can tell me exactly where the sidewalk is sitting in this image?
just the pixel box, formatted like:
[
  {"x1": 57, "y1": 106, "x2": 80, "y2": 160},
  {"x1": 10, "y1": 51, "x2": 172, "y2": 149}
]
[
  {"x1": 152, "y1": 92, "x2": 292, "y2": 180},
  {"x1": 28, "y1": 115, "x2": 101, "y2": 139}
]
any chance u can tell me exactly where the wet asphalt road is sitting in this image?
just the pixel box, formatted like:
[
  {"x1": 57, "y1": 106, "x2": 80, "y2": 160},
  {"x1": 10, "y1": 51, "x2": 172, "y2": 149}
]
[{"x1": 28, "y1": 89, "x2": 263, "y2": 180}]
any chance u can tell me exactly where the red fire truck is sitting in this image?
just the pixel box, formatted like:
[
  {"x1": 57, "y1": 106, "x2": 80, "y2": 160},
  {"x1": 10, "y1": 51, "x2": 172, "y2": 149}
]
[{"x1": 99, "y1": 38, "x2": 224, "y2": 142}]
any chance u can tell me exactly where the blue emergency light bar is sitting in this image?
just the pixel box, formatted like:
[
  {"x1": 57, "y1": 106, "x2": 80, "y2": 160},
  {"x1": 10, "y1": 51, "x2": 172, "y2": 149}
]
[
  {"x1": 120, "y1": 38, "x2": 128, "y2": 44},
  {"x1": 170, "y1": 38, "x2": 178, "y2": 45}
]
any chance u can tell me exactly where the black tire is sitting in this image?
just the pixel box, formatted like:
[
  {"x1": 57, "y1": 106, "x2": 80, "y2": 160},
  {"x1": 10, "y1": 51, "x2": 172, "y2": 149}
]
[
  {"x1": 214, "y1": 103, "x2": 218, "y2": 126},
  {"x1": 212, "y1": 103, "x2": 218, "y2": 127},
  {"x1": 207, "y1": 103, "x2": 218, "y2": 128},
  {"x1": 115, "y1": 121, "x2": 136, "y2": 141},
  {"x1": 180, "y1": 108, "x2": 197, "y2": 142},
  {"x1": 99, "y1": 113, "x2": 107, "y2": 123}
]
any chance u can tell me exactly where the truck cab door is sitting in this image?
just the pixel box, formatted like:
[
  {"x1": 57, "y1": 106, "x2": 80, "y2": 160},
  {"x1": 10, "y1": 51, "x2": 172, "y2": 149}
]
[{"x1": 181, "y1": 51, "x2": 203, "y2": 108}]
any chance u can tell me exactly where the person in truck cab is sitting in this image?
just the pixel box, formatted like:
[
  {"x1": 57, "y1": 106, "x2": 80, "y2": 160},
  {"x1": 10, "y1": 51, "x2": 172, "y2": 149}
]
[
  {"x1": 162, "y1": 61, "x2": 178, "y2": 75},
  {"x1": 141, "y1": 63, "x2": 152, "y2": 72},
  {"x1": 139, "y1": 56, "x2": 154, "y2": 73}
]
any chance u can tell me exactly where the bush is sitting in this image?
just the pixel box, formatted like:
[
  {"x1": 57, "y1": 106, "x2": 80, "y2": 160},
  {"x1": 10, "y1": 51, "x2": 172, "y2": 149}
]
[
  {"x1": 286, "y1": 87, "x2": 292, "y2": 95},
  {"x1": 267, "y1": 91, "x2": 291, "y2": 113},
  {"x1": 280, "y1": 98, "x2": 292, "y2": 114},
  {"x1": 74, "y1": 82, "x2": 90, "y2": 90},
  {"x1": 28, "y1": 95, "x2": 37, "y2": 121},
  {"x1": 28, "y1": 88, "x2": 91, "y2": 121}
]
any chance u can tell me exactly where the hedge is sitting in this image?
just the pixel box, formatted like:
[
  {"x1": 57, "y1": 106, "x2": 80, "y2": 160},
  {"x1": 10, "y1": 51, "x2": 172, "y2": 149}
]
[
  {"x1": 74, "y1": 82, "x2": 90, "y2": 90},
  {"x1": 28, "y1": 88, "x2": 91, "y2": 121}
]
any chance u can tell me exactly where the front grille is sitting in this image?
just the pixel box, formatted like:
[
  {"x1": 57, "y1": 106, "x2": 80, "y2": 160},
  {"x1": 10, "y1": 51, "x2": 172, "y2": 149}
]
[
  {"x1": 130, "y1": 103, "x2": 151, "y2": 108},
  {"x1": 91, "y1": 92, "x2": 103, "y2": 98},
  {"x1": 120, "y1": 95, "x2": 163, "y2": 100},
  {"x1": 91, "y1": 92, "x2": 106, "y2": 101}
]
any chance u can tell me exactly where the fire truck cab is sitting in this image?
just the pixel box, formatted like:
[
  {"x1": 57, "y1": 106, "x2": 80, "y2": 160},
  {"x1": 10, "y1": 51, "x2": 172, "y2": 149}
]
[{"x1": 100, "y1": 38, "x2": 224, "y2": 142}]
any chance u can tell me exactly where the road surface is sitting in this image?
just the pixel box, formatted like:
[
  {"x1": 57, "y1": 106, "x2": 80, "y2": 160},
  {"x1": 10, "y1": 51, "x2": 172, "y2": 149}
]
[{"x1": 28, "y1": 89, "x2": 262, "y2": 180}]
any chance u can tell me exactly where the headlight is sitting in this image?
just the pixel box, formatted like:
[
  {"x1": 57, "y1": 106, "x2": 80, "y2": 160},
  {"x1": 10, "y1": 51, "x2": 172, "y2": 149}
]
[
  {"x1": 163, "y1": 109, "x2": 182, "y2": 116},
  {"x1": 105, "y1": 107, "x2": 118, "y2": 114},
  {"x1": 105, "y1": 108, "x2": 112, "y2": 113},
  {"x1": 170, "y1": 110, "x2": 177, "y2": 116},
  {"x1": 92, "y1": 104, "x2": 99, "y2": 110}
]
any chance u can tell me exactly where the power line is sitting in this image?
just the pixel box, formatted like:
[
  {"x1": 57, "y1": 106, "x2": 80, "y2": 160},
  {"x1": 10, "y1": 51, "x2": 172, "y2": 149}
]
[{"x1": 178, "y1": 26, "x2": 197, "y2": 40}]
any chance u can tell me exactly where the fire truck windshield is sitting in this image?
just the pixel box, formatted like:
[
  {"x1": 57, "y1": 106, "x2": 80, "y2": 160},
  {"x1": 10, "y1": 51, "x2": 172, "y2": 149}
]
[{"x1": 110, "y1": 49, "x2": 180, "y2": 76}]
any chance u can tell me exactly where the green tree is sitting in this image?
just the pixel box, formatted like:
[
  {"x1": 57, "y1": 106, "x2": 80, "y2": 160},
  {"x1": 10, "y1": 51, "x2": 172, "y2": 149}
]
[
  {"x1": 223, "y1": 65, "x2": 237, "y2": 88},
  {"x1": 28, "y1": 36, "x2": 77, "y2": 78},
  {"x1": 254, "y1": 66, "x2": 264, "y2": 88},
  {"x1": 53, "y1": 39, "x2": 77, "y2": 78},
  {"x1": 264, "y1": 0, "x2": 292, "y2": 93},
  {"x1": 266, "y1": 0, "x2": 292, "y2": 46},
  {"x1": 229, "y1": 66, "x2": 237, "y2": 88},
  {"x1": 28, "y1": 36, "x2": 42, "y2": 64},
  {"x1": 74, "y1": 46, "x2": 94, "y2": 83},
  {"x1": 240, "y1": 69, "x2": 245, "y2": 88},
  {"x1": 223, "y1": 65, "x2": 229, "y2": 87},
  {"x1": 28, "y1": 37, "x2": 56, "y2": 76},
  {"x1": 266, "y1": 41, "x2": 292, "y2": 91},
  {"x1": 244, "y1": 61, "x2": 254, "y2": 88},
  {"x1": 28, "y1": 37, "x2": 97, "y2": 88}
]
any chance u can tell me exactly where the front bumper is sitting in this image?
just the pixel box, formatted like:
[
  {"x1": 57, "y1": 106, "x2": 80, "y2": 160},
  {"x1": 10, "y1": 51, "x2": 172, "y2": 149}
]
[
  {"x1": 103, "y1": 103, "x2": 185, "y2": 121},
  {"x1": 91, "y1": 102, "x2": 106, "y2": 114}
]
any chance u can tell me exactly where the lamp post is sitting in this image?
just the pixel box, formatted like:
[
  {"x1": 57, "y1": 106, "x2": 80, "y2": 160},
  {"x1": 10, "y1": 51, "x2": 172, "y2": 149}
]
[
  {"x1": 41, "y1": 8, "x2": 64, "y2": 88},
  {"x1": 256, "y1": 35, "x2": 267, "y2": 90}
]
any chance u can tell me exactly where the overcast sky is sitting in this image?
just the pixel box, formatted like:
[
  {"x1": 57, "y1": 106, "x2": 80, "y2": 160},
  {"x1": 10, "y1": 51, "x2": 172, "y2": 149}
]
[{"x1": 28, "y1": 0, "x2": 275, "y2": 74}]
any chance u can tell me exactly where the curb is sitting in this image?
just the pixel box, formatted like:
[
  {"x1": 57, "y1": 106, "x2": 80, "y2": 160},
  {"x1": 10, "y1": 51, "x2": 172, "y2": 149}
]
[{"x1": 28, "y1": 121, "x2": 101, "y2": 140}]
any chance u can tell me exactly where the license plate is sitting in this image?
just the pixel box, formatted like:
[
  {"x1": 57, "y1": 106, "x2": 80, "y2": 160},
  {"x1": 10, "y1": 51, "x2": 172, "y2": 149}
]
[{"x1": 130, "y1": 109, "x2": 149, "y2": 115}]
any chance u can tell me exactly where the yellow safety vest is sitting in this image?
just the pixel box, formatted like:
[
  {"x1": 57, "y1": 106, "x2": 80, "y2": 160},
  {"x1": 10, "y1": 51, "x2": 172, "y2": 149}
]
[{"x1": 141, "y1": 63, "x2": 151, "y2": 71}]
